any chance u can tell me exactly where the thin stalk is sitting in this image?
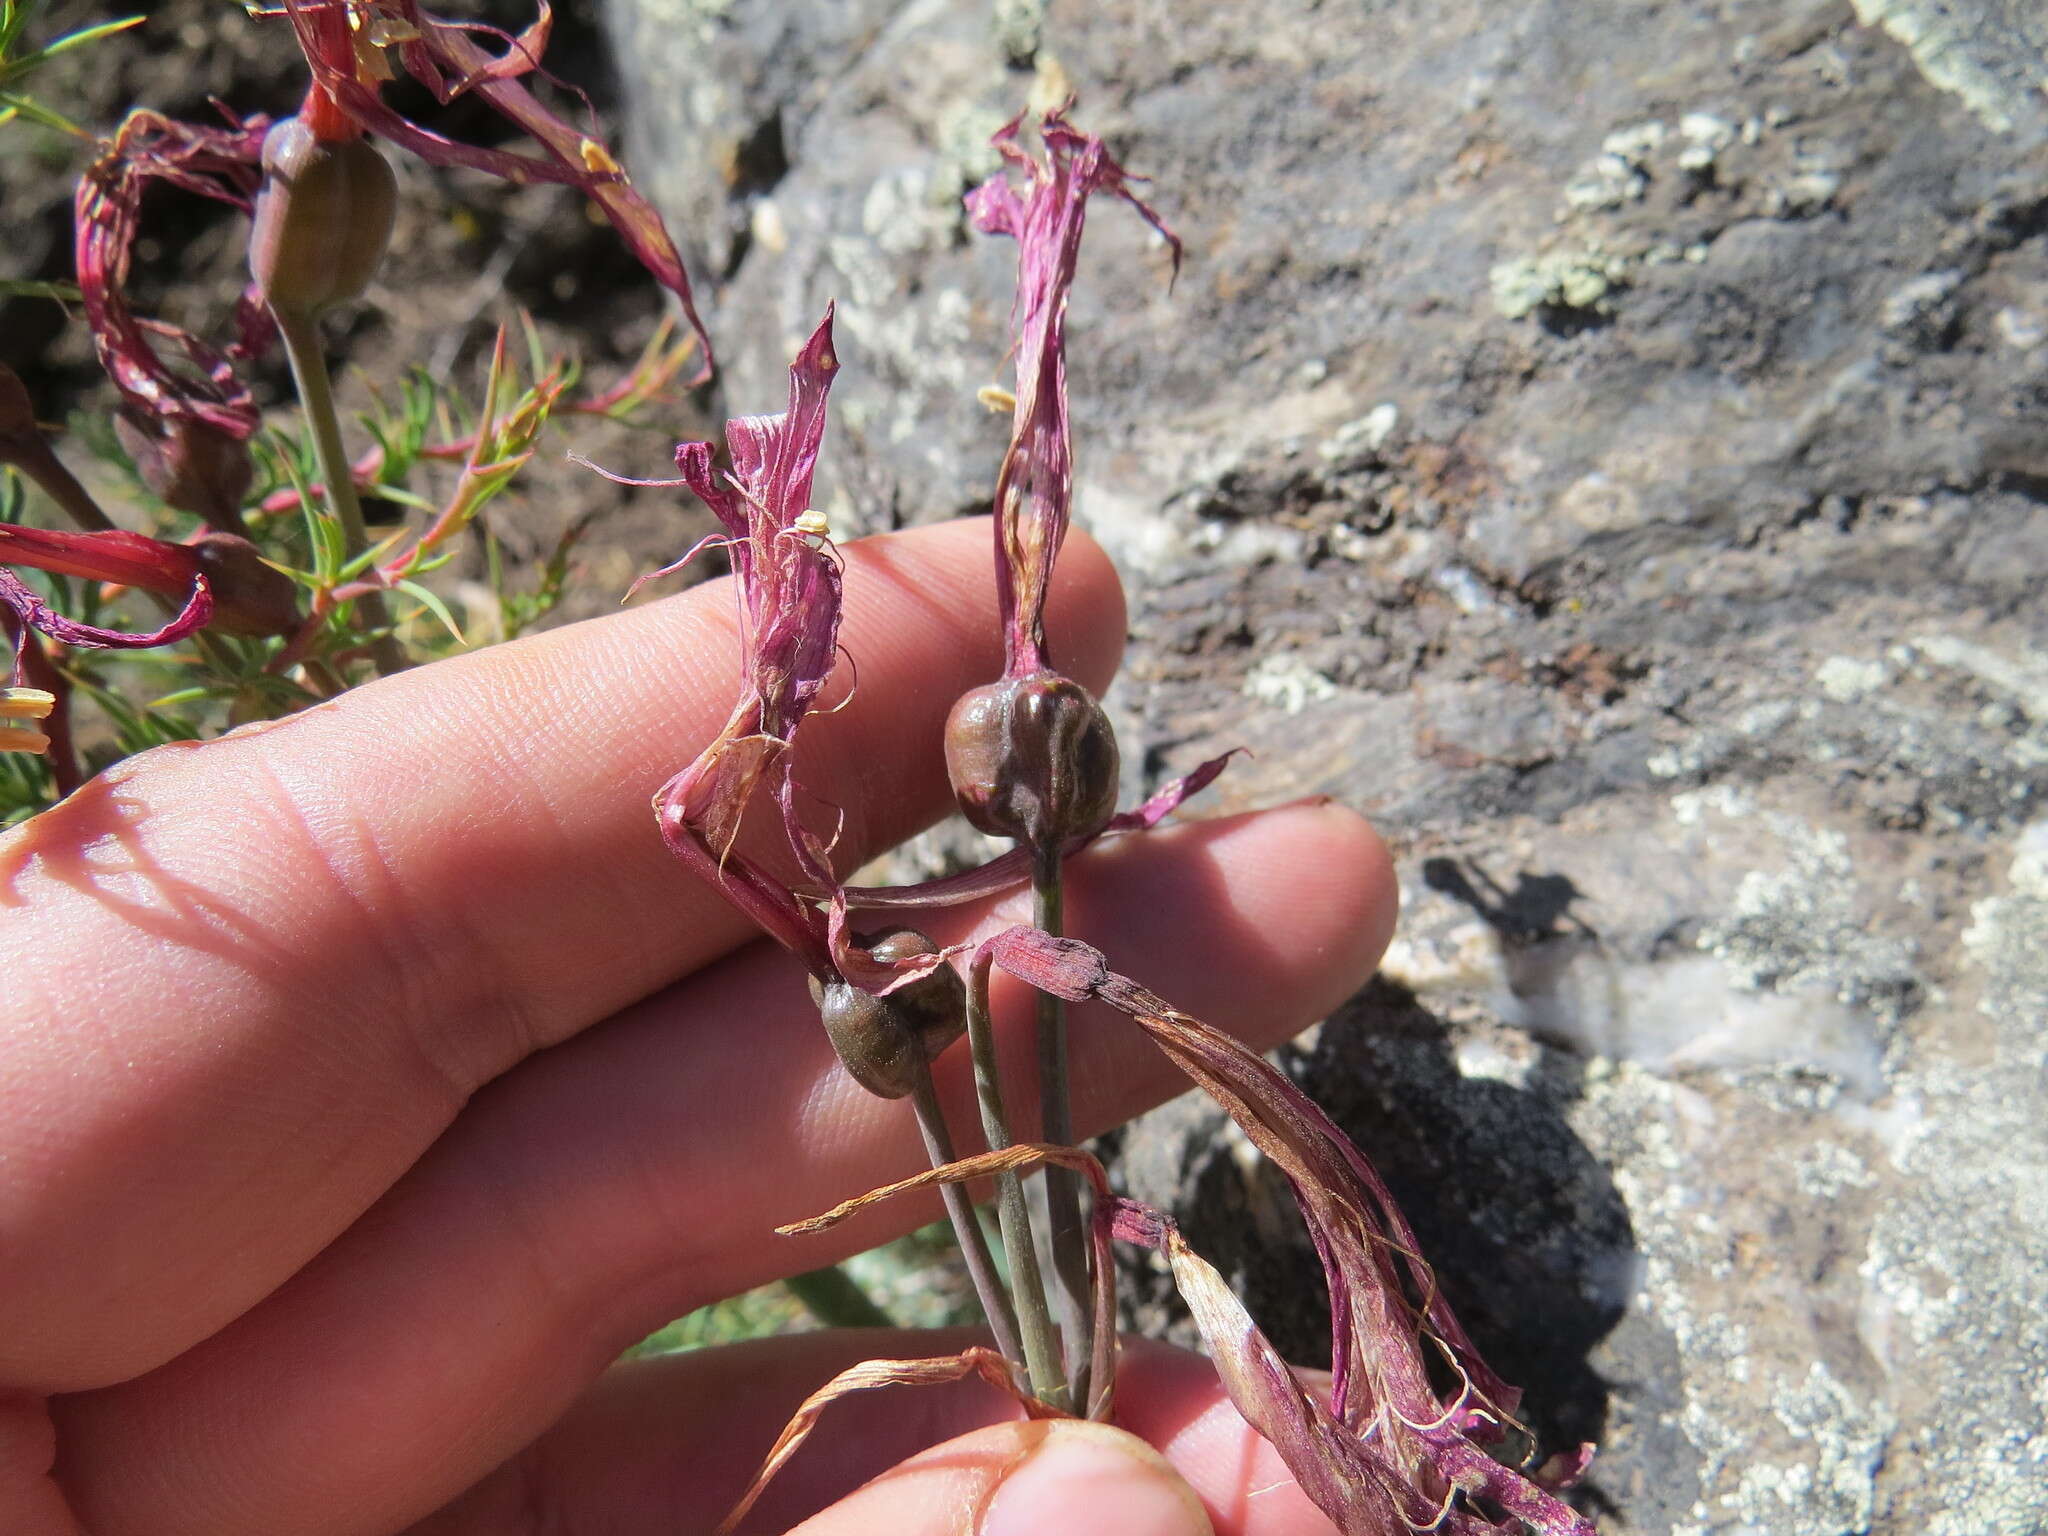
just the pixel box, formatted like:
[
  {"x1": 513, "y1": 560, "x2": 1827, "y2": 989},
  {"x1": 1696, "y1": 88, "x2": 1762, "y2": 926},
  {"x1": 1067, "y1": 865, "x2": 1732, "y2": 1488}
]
[
  {"x1": 4, "y1": 434, "x2": 117, "y2": 533},
  {"x1": 966, "y1": 948, "x2": 1069, "y2": 1410},
  {"x1": 784, "y1": 1265, "x2": 891, "y2": 1329},
  {"x1": 1034, "y1": 841, "x2": 1093, "y2": 1409},
  {"x1": 907, "y1": 1060, "x2": 1024, "y2": 1364},
  {"x1": 271, "y1": 305, "x2": 408, "y2": 676}
]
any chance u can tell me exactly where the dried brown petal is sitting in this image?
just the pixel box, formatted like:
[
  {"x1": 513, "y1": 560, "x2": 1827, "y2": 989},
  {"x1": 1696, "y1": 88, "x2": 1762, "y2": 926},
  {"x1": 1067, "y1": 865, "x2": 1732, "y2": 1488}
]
[{"x1": 715, "y1": 1347, "x2": 1055, "y2": 1536}]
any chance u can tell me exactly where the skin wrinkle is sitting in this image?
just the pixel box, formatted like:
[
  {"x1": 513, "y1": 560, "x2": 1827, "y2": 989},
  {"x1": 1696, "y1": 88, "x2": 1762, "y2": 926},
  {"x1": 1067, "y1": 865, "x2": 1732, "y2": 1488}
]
[
  {"x1": 5, "y1": 511, "x2": 1408, "y2": 1536},
  {"x1": 242, "y1": 747, "x2": 523, "y2": 1116},
  {"x1": 49, "y1": 804, "x2": 1388, "y2": 1536},
  {"x1": 0, "y1": 524, "x2": 1124, "y2": 1393}
]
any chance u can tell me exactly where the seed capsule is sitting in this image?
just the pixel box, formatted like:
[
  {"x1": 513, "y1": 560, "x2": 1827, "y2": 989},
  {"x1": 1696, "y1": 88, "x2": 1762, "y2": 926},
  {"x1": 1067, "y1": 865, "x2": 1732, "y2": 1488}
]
[
  {"x1": 944, "y1": 670, "x2": 1120, "y2": 849},
  {"x1": 248, "y1": 117, "x2": 398, "y2": 318},
  {"x1": 808, "y1": 929, "x2": 967, "y2": 1099},
  {"x1": 113, "y1": 413, "x2": 254, "y2": 534}
]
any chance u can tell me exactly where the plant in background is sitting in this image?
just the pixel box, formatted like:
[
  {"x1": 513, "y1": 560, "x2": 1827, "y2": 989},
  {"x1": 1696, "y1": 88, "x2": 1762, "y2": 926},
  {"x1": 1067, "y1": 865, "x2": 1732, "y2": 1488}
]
[
  {"x1": 0, "y1": 2, "x2": 141, "y2": 139},
  {"x1": 617, "y1": 104, "x2": 1598, "y2": 1535},
  {"x1": 0, "y1": 0, "x2": 703, "y2": 824}
]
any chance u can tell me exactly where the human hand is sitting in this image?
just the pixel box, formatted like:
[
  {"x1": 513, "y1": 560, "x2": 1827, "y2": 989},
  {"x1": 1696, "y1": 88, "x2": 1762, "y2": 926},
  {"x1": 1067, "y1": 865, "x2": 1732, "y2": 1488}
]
[{"x1": 0, "y1": 521, "x2": 1395, "y2": 1535}]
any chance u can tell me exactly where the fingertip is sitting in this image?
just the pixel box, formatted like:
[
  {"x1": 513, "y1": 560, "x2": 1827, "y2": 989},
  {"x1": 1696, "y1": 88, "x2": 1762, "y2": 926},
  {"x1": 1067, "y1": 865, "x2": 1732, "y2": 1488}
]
[
  {"x1": 1226, "y1": 798, "x2": 1399, "y2": 1019},
  {"x1": 980, "y1": 1422, "x2": 1213, "y2": 1536},
  {"x1": 795, "y1": 1419, "x2": 1212, "y2": 1536},
  {"x1": 1058, "y1": 797, "x2": 1398, "y2": 1052}
]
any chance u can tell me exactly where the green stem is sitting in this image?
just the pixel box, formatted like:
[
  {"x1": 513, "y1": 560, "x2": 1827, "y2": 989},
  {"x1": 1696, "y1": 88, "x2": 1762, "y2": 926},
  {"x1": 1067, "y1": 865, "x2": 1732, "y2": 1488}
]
[
  {"x1": 784, "y1": 1264, "x2": 892, "y2": 1329},
  {"x1": 1034, "y1": 841, "x2": 1093, "y2": 1410},
  {"x1": 271, "y1": 304, "x2": 408, "y2": 676},
  {"x1": 966, "y1": 948, "x2": 1069, "y2": 1411},
  {"x1": 908, "y1": 1059, "x2": 1025, "y2": 1364}
]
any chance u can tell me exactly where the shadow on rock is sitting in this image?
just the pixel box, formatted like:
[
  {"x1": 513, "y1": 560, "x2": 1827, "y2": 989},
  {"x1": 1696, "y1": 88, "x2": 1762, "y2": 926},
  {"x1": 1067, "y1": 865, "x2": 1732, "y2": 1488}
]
[{"x1": 1113, "y1": 972, "x2": 1636, "y2": 1479}]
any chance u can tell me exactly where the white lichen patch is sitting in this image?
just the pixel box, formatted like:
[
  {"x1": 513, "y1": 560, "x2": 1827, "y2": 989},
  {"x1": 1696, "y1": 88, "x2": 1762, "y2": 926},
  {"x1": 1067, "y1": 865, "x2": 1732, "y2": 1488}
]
[
  {"x1": 1815, "y1": 654, "x2": 1889, "y2": 702},
  {"x1": 1563, "y1": 122, "x2": 1665, "y2": 211},
  {"x1": 1910, "y1": 633, "x2": 2048, "y2": 723},
  {"x1": 1318, "y1": 403, "x2": 1399, "y2": 467},
  {"x1": 1242, "y1": 653, "x2": 1341, "y2": 714},
  {"x1": 1704, "y1": 813, "x2": 1920, "y2": 1039},
  {"x1": 1795, "y1": 1140, "x2": 1877, "y2": 1199},
  {"x1": 1489, "y1": 247, "x2": 1631, "y2": 319}
]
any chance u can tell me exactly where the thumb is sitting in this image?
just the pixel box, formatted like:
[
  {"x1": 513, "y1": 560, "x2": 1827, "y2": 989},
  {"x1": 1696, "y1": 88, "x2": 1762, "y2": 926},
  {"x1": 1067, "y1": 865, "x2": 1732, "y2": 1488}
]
[{"x1": 789, "y1": 1418, "x2": 1213, "y2": 1536}]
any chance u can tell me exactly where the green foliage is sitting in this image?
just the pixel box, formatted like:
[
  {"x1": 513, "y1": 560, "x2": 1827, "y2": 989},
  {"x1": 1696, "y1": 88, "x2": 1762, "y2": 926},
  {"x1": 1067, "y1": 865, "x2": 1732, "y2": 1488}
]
[
  {"x1": 626, "y1": 1224, "x2": 988, "y2": 1359},
  {"x1": 4, "y1": 322, "x2": 693, "y2": 821},
  {"x1": 0, "y1": 3, "x2": 142, "y2": 138}
]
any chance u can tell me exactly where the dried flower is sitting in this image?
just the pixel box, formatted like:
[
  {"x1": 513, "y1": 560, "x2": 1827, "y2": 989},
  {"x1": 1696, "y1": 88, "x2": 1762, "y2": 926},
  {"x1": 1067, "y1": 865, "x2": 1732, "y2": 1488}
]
[
  {"x1": 275, "y1": 0, "x2": 711, "y2": 376},
  {"x1": 965, "y1": 106, "x2": 1179, "y2": 680},
  {"x1": 589, "y1": 309, "x2": 843, "y2": 978},
  {"x1": 74, "y1": 109, "x2": 274, "y2": 448},
  {"x1": 945, "y1": 108, "x2": 1181, "y2": 852},
  {"x1": 0, "y1": 522, "x2": 295, "y2": 639},
  {"x1": 982, "y1": 926, "x2": 1597, "y2": 1536}
]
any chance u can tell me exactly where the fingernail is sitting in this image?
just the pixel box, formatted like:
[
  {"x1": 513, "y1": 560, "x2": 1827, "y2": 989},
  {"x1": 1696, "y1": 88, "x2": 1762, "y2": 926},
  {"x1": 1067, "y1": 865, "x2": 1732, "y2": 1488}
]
[{"x1": 981, "y1": 1421, "x2": 1213, "y2": 1536}]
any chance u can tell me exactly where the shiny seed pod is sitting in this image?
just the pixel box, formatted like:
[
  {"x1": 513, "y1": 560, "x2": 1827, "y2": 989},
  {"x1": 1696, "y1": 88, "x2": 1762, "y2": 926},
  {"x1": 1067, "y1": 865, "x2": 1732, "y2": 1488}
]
[
  {"x1": 188, "y1": 532, "x2": 303, "y2": 638},
  {"x1": 807, "y1": 928, "x2": 967, "y2": 1099},
  {"x1": 248, "y1": 117, "x2": 398, "y2": 318},
  {"x1": 944, "y1": 670, "x2": 1120, "y2": 849}
]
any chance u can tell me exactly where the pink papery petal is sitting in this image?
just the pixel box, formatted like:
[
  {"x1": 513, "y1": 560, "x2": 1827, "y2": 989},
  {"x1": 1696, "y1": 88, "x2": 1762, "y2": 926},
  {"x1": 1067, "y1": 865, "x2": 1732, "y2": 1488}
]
[
  {"x1": 75, "y1": 110, "x2": 272, "y2": 440},
  {"x1": 968, "y1": 107, "x2": 1180, "y2": 678},
  {"x1": 675, "y1": 308, "x2": 844, "y2": 745},
  {"x1": 978, "y1": 926, "x2": 1598, "y2": 1536},
  {"x1": 0, "y1": 567, "x2": 213, "y2": 651},
  {"x1": 714, "y1": 1346, "x2": 1057, "y2": 1536},
  {"x1": 642, "y1": 309, "x2": 846, "y2": 979},
  {"x1": 281, "y1": 0, "x2": 711, "y2": 380}
]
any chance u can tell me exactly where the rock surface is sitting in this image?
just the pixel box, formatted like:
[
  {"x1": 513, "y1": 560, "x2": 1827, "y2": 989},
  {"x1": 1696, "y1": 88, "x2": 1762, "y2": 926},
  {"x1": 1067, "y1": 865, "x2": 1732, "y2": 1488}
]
[{"x1": 607, "y1": 1, "x2": 2048, "y2": 1530}]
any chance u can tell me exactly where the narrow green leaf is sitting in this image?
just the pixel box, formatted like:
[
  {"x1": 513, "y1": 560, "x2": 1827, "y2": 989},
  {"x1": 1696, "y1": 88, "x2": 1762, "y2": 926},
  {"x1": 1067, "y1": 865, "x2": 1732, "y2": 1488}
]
[
  {"x1": 0, "y1": 278, "x2": 82, "y2": 303},
  {"x1": 393, "y1": 578, "x2": 465, "y2": 646},
  {"x1": 0, "y1": 87, "x2": 85, "y2": 136}
]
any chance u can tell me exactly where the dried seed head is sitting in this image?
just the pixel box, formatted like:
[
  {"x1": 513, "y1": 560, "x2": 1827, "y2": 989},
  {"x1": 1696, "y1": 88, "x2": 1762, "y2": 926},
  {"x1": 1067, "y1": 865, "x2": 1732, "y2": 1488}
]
[
  {"x1": 807, "y1": 928, "x2": 966, "y2": 1099},
  {"x1": 248, "y1": 117, "x2": 397, "y2": 317},
  {"x1": 188, "y1": 533, "x2": 302, "y2": 637},
  {"x1": 945, "y1": 670, "x2": 1120, "y2": 848}
]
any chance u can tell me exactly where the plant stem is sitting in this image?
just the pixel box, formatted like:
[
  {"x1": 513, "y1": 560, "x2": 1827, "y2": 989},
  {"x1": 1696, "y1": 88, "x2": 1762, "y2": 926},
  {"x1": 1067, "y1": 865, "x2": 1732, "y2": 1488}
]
[
  {"x1": 5, "y1": 434, "x2": 117, "y2": 534},
  {"x1": 966, "y1": 947, "x2": 1069, "y2": 1411},
  {"x1": 271, "y1": 304, "x2": 408, "y2": 676},
  {"x1": 784, "y1": 1264, "x2": 892, "y2": 1329},
  {"x1": 907, "y1": 1059, "x2": 1024, "y2": 1363},
  {"x1": 1034, "y1": 840, "x2": 1093, "y2": 1410}
]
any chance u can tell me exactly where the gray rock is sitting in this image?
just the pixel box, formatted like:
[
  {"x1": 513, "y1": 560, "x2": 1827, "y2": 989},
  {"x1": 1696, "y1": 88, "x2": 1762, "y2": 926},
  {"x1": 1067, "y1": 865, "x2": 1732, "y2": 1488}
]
[{"x1": 609, "y1": 0, "x2": 2048, "y2": 1529}]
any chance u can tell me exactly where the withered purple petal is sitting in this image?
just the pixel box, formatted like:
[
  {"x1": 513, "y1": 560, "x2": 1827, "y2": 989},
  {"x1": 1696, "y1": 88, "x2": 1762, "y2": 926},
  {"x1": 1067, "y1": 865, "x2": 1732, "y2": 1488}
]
[
  {"x1": 969, "y1": 107, "x2": 1180, "y2": 677},
  {"x1": 647, "y1": 308, "x2": 847, "y2": 980},
  {"x1": 282, "y1": 0, "x2": 711, "y2": 379},
  {"x1": 75, "y1": 110, "x2": 270, "y2": 440},
  {"x1": 0, "y1": 566, "x2": 213, "y2": 651},
  {"x1": 979, "y1": 925, "x2": 1597, "y2": 1536}
]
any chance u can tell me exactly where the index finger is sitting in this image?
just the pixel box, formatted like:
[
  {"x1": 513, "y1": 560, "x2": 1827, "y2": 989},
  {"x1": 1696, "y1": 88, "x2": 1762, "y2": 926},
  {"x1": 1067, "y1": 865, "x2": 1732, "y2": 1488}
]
[{"x1": 0, "y1": 518, "x2": 1125, "y2": 1390}]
